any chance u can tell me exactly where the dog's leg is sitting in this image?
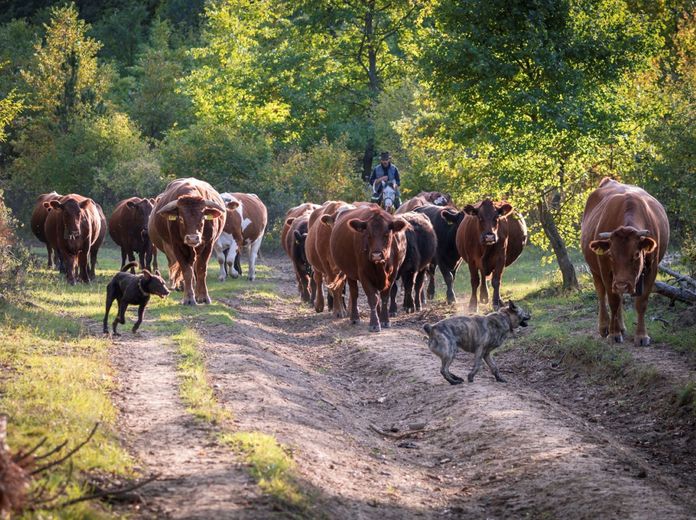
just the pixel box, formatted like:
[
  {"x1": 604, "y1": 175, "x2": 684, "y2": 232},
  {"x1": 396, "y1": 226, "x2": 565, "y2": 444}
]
[
  {"x1": 132, "y1": 303, "x2": 146, "y2": 333},
  {"x1": 468, "y1": 345, "x2": 485, "y2": 383},
  {"x1": 484, "y1": 352, "x2": 506, "y2": 383},
  {"x1": 429, "y1": 337, "x2": 463, "y2": 384},
  {"x1": 103, "y1": 285, "x2": 115, "y2": 334},
  {"x1": 113, "y1": 301, "x2": 127, "y2": 336}
]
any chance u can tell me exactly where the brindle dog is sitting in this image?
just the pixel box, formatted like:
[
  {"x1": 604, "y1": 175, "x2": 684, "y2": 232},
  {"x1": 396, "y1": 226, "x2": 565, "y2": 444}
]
[
  {"x1": 424, "y1": 301, "x2": 530, "y2": 384},
  {"x1": 103, "y1": 261, "x2": 170, "y2": 335}
]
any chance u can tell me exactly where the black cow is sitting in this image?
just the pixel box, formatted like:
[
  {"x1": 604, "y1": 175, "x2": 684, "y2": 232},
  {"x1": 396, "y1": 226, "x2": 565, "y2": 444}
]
[
  {"x1": 389, "y1": 211, "x2": 438, "y2": 315},
  {"x1": 414, "y1": 204, "x2": 465, "y2": 304}
]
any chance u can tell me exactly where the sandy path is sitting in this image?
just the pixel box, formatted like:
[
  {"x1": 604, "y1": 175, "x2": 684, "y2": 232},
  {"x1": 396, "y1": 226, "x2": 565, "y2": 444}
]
[
  {"x1": 197, "y1": 257, "x2": 695, "y2": 519},
  {"x1": 110, "y1": 333, "x2": 281, "y2": 518}
]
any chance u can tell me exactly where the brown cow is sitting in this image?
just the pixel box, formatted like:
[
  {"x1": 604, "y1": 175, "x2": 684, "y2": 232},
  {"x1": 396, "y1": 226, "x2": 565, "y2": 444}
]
[
  {"x1": 148, "y1": 178, "x2": 227, "y2": 305},
  {"x1": 330, "y1": 206, "x2": 408, "y2": 332},
  {"x1": 305, "y1": 201, "x2": 355, "y2": 317},
  {"x1": 43, "y1": 194, "x2": 104, "y2": 285},
  {"x1": 581, "y1": 178, "x2": 669, "y2": 346},
  {"x1": 282, "y1": 203, "x2": 320, "y2": 303},
  {"x1": 417, "y1": 191, "x2": 453, "y2": 206},
  {"x1": 214, "y1": 192, "x2": 268, "y2": 281},
  {"x1": 109, "y1": 197, "x2": 157, "y2": 273},
  {"x1": 456, "y1": 199, "x2": 527, "y2": 312},
  {"x1": 31, "y1": 192, "x2": 62, "y2": 268}
]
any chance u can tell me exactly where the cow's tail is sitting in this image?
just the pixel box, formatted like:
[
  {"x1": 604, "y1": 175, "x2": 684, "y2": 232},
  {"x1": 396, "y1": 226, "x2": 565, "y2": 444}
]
[
  {"x1": 121, "y1": 261, "x2": 139, "y2": 272},
  {"x1": 326, "y1": 271, "x2": 347, "y2": 292}
]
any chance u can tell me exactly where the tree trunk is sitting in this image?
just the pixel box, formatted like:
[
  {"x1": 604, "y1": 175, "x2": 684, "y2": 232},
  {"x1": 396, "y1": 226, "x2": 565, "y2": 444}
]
[
  {"x1": 361, "y1": 4, "x2": 379, "y2": 182},
  {"x1": 537, "y1": 198, "x2": 579, "y2": 291}
]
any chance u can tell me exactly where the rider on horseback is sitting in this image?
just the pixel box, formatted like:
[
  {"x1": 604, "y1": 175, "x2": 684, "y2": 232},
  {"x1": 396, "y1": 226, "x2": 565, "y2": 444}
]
[{"x1": 369, "y1": 151, "x2": 401, "y2": 210}]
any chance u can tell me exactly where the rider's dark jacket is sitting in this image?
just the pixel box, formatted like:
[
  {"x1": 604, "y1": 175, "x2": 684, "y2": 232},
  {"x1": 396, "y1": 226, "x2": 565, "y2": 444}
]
[{"x1": 369, "y1": 163, "x2": 400, "y2": 186}]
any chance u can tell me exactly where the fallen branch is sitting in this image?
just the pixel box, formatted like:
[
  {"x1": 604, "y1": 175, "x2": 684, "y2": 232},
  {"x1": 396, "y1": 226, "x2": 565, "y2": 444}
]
[
  {"x1": 31, "y1": 423, "x2": 99, "y2": 476},
  {"x1": 369, "y1": 424, "x2": 445, "y2": 440},
  {"x1": 658, "y1": 264, "x2": 696, "y2": 290},
  {"x1": 653, "y1": 281, "x2": 696, "y2": 306},
  {"x1": 52, "y1": 473, "x2": 160, "y2": 509}
]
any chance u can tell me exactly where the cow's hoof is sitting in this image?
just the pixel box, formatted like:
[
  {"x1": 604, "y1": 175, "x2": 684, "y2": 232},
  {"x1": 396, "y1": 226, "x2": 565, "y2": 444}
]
[
  {"x1": 612, "y1": 333, "x2": 624, "y2": 343},
  {"x1": 112, "y1": 332, "x2": 121, "y2": 337},
  {"x1": 389, "y1": 311, "x2": 397, "y2": 318},
  {"x1": 351, "y1": 318, "x2": 360, "y2": 325},
  {"x1": 196, "y1": 296, "x2": 212, "y2": 304},
  {"x1": 369, "y1": 324, "x2": 381, "y2": 333},
  {"x1": 381, "y1": 321, "x2": 391, "y2": 329},
  {"x1": 181, "y1": 298, "x2": 197, "y2": 306},
  {"x1": 599, "y1": 326, "x2": 609, "y2": 337},
  {"x1": 467, "y1": 373, "x2": 475, "y2": 383},
  {"x1": 334, "y1": 311, "x2": 347, "y2": 319},
  {"x1": 218, "y1": 276, "x2": 226, "y2": 282},
  {"x1": 248, "y1": 276, "x2": 255, "y2": 281},
  {"x1": 635, "y1": 335, "x2": 651, "y2": 346}
]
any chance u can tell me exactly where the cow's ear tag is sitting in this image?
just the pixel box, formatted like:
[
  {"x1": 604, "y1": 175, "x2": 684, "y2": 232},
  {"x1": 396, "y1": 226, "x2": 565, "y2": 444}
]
[
  {"x1": 167, "y1": 215, "x2": 177, "y2": 221},
  {"x1": 295, "y1": 239, "x2": 300, "y2": 245},
  {"x1": 204, "y1": 214, "x2": 214, "y2": 220},
  {"x1": 595, "y1": 248, "x2": 605, "y2": 255}
]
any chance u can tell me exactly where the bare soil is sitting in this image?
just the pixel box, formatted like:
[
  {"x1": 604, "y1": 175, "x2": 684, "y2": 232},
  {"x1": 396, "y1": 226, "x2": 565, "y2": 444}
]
[{"x1": 109, "y1": 256, "x2": 696, "y2": 519}]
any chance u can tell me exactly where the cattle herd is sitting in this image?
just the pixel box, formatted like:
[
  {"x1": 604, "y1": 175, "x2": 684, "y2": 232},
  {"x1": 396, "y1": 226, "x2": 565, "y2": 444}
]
[{"x1": 31, "y1": 176, "x2": 670, "y2": 349}]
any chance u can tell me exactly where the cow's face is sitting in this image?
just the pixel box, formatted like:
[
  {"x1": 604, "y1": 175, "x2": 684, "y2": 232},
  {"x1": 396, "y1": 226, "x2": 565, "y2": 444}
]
[
  {"x1": 427, "y1": 192, "x2": 452, "y2": 206},
  {"x1": 293, "y1": 228, "x2": 310, "y2": 270},
  {"x1": 464, "y1": 199, "x2": 513, "y2": 246},
  {"x1": 349, "y1": 213, "x2": 408, "y2": 264},
  {"x1": 440, "y1": 208, "x2": 465, "y2": 230},
  {"x1": 589, "y1": 226, "x2": 657, "y2": 295},
  {"x1": 50, "y1": 198, "x2": 90, "y2": 240},
  {"x1": 127, "y1": 198, "x2": 155, "y2": 224},
  {"x1": 158, "y1": 195, "x2": 224, "y2": 247}
]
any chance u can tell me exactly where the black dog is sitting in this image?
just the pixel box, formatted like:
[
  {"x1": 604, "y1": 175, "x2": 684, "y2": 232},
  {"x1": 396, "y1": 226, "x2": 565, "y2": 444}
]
[{"x1": 103, "y1": 262, "x2": 170, "y2": 335}]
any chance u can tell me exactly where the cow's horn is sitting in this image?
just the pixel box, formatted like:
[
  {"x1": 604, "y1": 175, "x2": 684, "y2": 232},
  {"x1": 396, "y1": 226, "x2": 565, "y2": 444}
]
[
  {"x1": 636, "y1": 229, "x2": 650, "y2": 237},
  {"x1": 157, "y1": 200, "x2": 179, "y2": 214},
  {"x1": 204, "y1": 199, "x2": 226, "y2": 213},
  {"x1": 597, "y1": 232, "x2": 612, "y2": 239}
]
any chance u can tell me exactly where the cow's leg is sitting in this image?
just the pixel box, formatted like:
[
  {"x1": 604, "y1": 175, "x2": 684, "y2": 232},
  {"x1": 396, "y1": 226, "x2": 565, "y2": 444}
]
[
  {"x1": 468, "y1": 262, "x2": 480, "y2": 312},
  {"x1": 64, "y1": 253, "x2": 77, "y2": 285},
  {"x1": 347, "y1": 278, "x2": 360, "y2": 324},
  {"x1": 634, "y1": 271, "x2": 657, "y2": 346},
  {"x1": 119, "y1": 248, "x2": 127, "y2": 270},
  {"x1": 88, "y1": 247, "x2": 98, "y2": 280},
  {"x1": 227, "y1": 243, "x2": 240, "y2": 279},
  {"x1": 214, "y1": 244, "x2": 227, "y2": 282},
  {"x1": 46, "y1": 243, "x2": 54, "y2": 269},
  {"x1": 440, "y1": 263, "x2": 456, "y2": 304},
  {"x1": 484, "y1": 352, "x2": 506, "y2": 382},
  {"x1": 313, "y1": 271, "x2": 325, "y2": 313},
  {"x1": 179, "y1": 262, "x2": 196, "y2": 305},
  {"x1": 363, "y1": 281, "x2": 381, "y2": 332},
  {"x1": 591, "y1": 272, "x2": 610, "y2": 337},
  {"x1": 427, "y1": 263, "x2": 436, "y2": 300},
  {"x1": 138, "y1": 249, "x2": 146, "y2": 273},
  {"x1": 152, "y1": 247, "x2": 159, "y2": 272},
  {"x1": 479, "y1": 268, "x2": 489, "y2": 305},
  {"x1": 247, "y1": 235, "x2": 263, "y2": 281},
  {"x1": 380, "y1": 286, "x2": 392, "y2": 328},
  {"x1": 127, "y1": 251, "x2": 136, "y2": 274},
  {"x1": 332, "y1": 280, "x2": 347, "y2": 319},
  {"x1": 389, "y1": 278, "x2": 399, "y2": 317},
  {"x1": 194, "y1": 247, "x2": 212, "y2": 304},
  {"x1": 414, "y1": 270, "x2": 427, "y2": 311},
  {"x1": 403, "y1": 272, "x2": 416, "y2": 313},
  {"x1": 309, "y1": 274, "x2": 317, "y2": 305},
  {"x1": 234, "y1": 248, "x2": 243, "y2": 277},
  {"x1": 78, "y1": 248, "x2": 90, "y2": 283},
  {"x1": 491, "y1": 262, "x2": 505, "y2": 310},
  {"x1": 468, "y1": 345, "x2": 485, "y2": 382},
  {"x1": 607, "y1": 291, "x2": 624, "y2": 343}
]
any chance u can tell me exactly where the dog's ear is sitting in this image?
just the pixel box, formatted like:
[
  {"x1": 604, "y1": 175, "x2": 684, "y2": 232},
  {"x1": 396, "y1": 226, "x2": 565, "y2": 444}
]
[
  {"x1": 508, "y1": 300, "x2": 516, "y2": 310},
  {"x1": 155, "y1": 270, "x2": 162, "y2": 277},
  {"x1": 142, "y1": 269, "x2": 152, "y2": 280},
  {"x1": 423, "y1": 324, "x2": 432, "y2": 335}
]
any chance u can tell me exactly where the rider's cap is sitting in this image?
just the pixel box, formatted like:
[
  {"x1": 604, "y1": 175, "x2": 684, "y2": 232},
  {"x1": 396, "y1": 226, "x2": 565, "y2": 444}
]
[{"x1": 380, "y1": 151, "x2": 391, "y2": 161}]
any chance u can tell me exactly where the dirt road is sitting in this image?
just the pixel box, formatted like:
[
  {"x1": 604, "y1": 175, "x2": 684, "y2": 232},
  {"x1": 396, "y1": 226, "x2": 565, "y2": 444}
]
[{"x1": 112, "y1": 256, "x2": 696, "y2": 519}]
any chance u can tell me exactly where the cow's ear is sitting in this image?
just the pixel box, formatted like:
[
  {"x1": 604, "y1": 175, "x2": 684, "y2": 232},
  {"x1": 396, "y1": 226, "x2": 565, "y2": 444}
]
[
  {"x1": 79, "y1": 199, "x2": 91, "y2": 209},
  {"x1": 321, "y1": 214, "x2": 335, "y2": 226},
  {"x1": 293, "y1": 229, "x2": 303, "y2": 243},
  {"x1": 589, "y1": 239, "x2": 611, "y2": 255},
  {"x1": 639, "y1": 236, "x2": 657, "y2": 254},
  {"x1": 49, "y1": 200, "x2": 63, "y2": 210},
  {"x1": 203, "y1": 207, "x2": 223, "y2": 220},
  {"x1": 149, "y1": 198, "x2": 156, "y2": 205},
  {"x1": 126, "y1": 200, "x2": 136, "y2": 209},
  {"x1": 142, "y1": 269, "x2": 152, "y2": 280},
  {"x1": 390, "y1": 218, "x2": 408, "y2": 233},
  {"x1": 285, "y1": 217, "x2": 296, "y2": 227},
  {"x1": 441, "y1": 208, "x2": 460, "y2": 224},
  {"x1": 497, "y1": 203, "x2": 514, "y2": 218},
  {"x1": 348, "y1": 218, "x2": 367, "y2": 232},
  {"x1": 155, "y1": 270, "x2": 162, "y2": 277},
  {"x1": 226, "y1": 200, "x2": 240, "y2": 211},
  {"x1": 463, "y1": 205, "x2": 478, "y2": 216}
]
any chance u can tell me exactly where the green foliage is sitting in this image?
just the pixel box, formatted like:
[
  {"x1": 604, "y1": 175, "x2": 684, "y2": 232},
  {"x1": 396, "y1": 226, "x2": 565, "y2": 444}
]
[{"x1": 90, "y1": 1, "x2": 148, "y2": 70}]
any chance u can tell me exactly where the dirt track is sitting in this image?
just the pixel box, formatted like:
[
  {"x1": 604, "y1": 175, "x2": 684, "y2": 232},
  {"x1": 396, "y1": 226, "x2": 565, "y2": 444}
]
[{"x1": 112, "y1": 256, "x2": 696, "y2": 519}]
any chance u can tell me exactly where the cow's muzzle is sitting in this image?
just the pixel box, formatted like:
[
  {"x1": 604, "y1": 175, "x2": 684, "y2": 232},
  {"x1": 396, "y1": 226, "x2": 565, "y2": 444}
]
[
  {"x1": 184, "y1": 234, "x2": 202, "y2": 247},
  {"x1": 612, "y1": 281, "x2": 634, "y2": 295},
  {"x1": 482, "y1": 233, "x2": 497, "y2": 245},
  {"x1": 64, "y1": 229, "x2": 80, "y2": 240},
  {"x1": 370, "y1": 251, "x2": 385, "y2": 263}
]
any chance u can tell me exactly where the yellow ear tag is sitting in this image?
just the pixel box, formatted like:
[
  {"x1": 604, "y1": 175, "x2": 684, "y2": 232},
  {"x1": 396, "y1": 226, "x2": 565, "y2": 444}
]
[
  {"x1": 595, "y1": 248, "x2": 605, "y2": 255},
  {"x1": 167, "y1": 215, "x2": 177, "y2": 221},
  {"x1": 204, "y1": 214, "x2": 214, "y2": 220}
]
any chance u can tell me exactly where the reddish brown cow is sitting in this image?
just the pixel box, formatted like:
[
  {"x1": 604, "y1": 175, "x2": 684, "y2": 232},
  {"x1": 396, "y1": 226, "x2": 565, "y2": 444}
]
[
  {"x1": 305, "y1": 201, "x2": 355, "y2": 317},
  {"x1": 281, "y1": 203, "x2": 320, "y2": 255},
  {"x1": 109, "y1": 197, "x2": 157, "y2": 273},
  {"x1": 284, "y1": 212, "x2": 315, "y2": 303},
  {"x1": 148, "y1": 178, "x2": 227, "y2": 305},
  {"x1": 330, "y1": 206, "x2": 408, "y2": 332},
  {"x1": 30, "y1": 192, "x2": 62, "y2": 268},
  {"x1": 581, "y1": 178, "x2": 669, "y2": 346},
  {"x1": 214, "y1": 193, "x2": 268, "y2": 281},
  {"x1": 417, "y1": 191, "x2": 452, "y2": 206},
  {"x1": 43, "y1": 194, "x2": 105, "y2": 285},
  {"x1": 456, "y1": 199, "x2": 527, "y2": 311}
]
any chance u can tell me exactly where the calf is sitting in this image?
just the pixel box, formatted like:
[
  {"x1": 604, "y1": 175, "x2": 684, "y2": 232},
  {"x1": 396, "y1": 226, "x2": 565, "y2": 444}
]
[
  {"x1": 103, "y1": 262, "x2": 170, "y2": 335},
  {"x1": 581, "y1": 178, "x2": 669, "y2": 346},
  {"x1": 456, "y1": 199, "x2": 527, "y2": 311},
  {"x1": 389, "y1": 211, "x2": 437, "y2": 315},
  {"x1": 330, "y1": 206, "x2": 408, "y2": 332},
  {"x1": 284, "y1": 212, "x2": 314, "y2": 303}
]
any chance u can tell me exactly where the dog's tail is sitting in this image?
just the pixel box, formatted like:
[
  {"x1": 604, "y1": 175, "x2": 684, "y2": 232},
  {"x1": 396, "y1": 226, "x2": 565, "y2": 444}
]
[
  {"x1": 423, "y1": 324, "x2": 432, "y2": 335},
  {"x1": 121, "y1": 261, "x2": 139, "y2": 272}
]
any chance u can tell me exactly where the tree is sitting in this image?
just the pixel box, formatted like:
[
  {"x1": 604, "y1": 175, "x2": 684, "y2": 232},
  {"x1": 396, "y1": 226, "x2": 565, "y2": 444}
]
[{"x1": 419, "y1": 0, "x2": 660, "y2": 289}]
